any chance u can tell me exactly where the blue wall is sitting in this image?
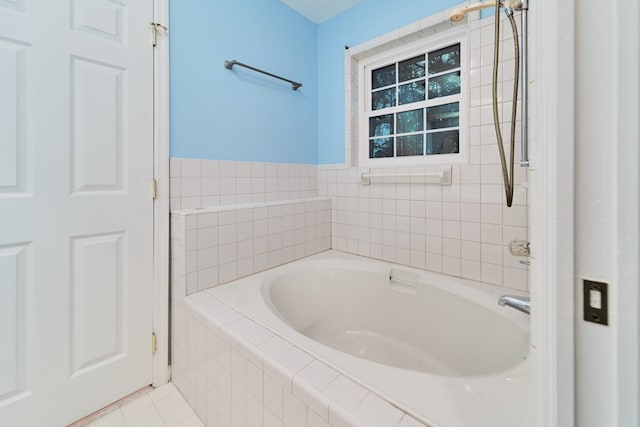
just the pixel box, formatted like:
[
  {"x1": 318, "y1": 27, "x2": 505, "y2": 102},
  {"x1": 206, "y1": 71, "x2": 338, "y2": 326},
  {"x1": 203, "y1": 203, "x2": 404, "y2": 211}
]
[
  {"x1": 317, "y1": 0, "x2": 461, "y2": 164},
  {"x1": 170, "y1": 0, "x2": 318, "y2": 163},
  {"x1": 170, "y1": 0, "x2": 461, "y2": 165}
]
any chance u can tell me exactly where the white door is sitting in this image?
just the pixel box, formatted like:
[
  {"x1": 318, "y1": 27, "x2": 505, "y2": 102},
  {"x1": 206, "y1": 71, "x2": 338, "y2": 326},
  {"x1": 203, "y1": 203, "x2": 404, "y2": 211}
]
[{"x1": 0, "y1": 0, "x2": 155, "y2": 425}]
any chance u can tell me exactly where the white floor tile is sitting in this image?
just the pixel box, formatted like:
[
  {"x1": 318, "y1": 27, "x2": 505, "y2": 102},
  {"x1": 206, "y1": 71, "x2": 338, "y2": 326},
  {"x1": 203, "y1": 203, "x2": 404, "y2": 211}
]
[
  {"x1": 149, "y1": 383, "x2": 178, "y2": 403},
  {"x1": 120, "y1": 395, "x2": 155, "y2": 419},
  {"x1": 162, "y1": 402, "x2": 198, "y2": 426},
  {"x1": 87, "y1": 383, "x2": 202, "y2": 427},
  {"x1": 124, "y1": 405, "x2": 163, "y2": 427},
  {"x1": 88, "y1": 409, "x2": 126, "y2": 427},
  {"x1": 155, "y1": 391, "x2": 192, "y2": 416},
  {"x1": 176, "y1": 414, "x2": 205, "y2": 427}
]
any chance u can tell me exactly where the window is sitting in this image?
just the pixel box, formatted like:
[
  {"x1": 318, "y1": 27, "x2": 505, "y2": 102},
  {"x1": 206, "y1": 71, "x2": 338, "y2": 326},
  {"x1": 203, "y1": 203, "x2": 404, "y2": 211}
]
[{"x1": 359, "y1": 37, "x2": 466, "y2": 166}]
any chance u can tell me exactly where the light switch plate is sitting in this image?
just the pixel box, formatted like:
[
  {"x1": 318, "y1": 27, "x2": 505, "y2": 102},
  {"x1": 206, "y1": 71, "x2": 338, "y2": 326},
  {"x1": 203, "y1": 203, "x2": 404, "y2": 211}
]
[{"x1": 583, "y1": 280, "x2": 608, "y2": 325}]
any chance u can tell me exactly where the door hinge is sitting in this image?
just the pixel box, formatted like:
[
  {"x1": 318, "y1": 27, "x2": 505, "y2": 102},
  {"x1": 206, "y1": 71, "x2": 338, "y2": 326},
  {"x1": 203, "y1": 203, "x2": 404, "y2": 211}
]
[
  {"x1": 150, "y1": 22, "x2": 168, "y2": 47},
  {"x1": 151, "y1": 179, "x2": 157, "y2": 200},
  {"x1": 151, "y1": 332, "x2": 157, "y2": 354}
]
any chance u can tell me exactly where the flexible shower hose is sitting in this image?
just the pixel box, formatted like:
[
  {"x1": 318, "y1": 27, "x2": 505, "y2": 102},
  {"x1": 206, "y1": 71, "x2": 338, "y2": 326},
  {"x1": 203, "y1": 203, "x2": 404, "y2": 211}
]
[{"x1": 492, "y1": 2, "x2": 520, "y2": 207}]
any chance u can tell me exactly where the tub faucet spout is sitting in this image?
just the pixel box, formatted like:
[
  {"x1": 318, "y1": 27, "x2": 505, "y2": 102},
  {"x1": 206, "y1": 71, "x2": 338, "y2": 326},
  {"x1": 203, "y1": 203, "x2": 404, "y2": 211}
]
[{"x1": 498, "y1": 295, "x2": 530, "y2": 315}]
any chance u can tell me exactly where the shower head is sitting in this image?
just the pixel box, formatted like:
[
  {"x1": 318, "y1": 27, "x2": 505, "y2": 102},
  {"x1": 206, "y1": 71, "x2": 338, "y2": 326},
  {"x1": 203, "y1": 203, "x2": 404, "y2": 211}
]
[
  {"x1": 449, "y1": 1, "x2": 499, "y2": 22},
  {"x1": 449, "y1": 1, "x2": 524, "y2": 22}
]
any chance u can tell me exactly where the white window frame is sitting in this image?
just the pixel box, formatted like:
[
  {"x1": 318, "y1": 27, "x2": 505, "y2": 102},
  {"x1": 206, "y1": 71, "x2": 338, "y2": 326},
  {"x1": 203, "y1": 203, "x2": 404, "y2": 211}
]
[{"x1": 356, "y1": 31, "x2": 468, "y2": 168}]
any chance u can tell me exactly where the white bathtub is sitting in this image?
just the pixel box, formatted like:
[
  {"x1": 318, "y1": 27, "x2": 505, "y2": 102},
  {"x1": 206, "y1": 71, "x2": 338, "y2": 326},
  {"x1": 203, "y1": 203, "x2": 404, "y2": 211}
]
[{"x1": 207, "y1": 250, "x2": 531, "y2": 427}]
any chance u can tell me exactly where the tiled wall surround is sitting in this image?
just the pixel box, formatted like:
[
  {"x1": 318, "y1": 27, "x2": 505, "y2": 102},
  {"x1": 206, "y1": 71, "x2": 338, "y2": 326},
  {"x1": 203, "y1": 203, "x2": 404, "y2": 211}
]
[
  {"x1": 322, "y1": 12, "x2": 533, "y2": 292},
  {"x1": 171, "y1": 198, "x2": 332, "y2": 295},
  {"x1": 318, "y1": 166, "x2": 528, "y2": 291},
  {"x1": 172, "y1": 291, "x2": 431, "y2": 427},
  {"x1": 170, "y1": 158, "x2": 319, "y2": 210}
]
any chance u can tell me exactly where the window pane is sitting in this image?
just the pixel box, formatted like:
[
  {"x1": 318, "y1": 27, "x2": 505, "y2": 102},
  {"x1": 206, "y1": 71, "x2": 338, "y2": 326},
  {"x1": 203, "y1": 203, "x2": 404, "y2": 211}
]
[
  {"x1": 397, "y1": 109, "x2": 424, "y2": 134},
  {"x1": 398, "y1": 55, "x2": 426, "y2": 82},
  {"x1": 369, "y1": 114, "x2": 394, "y2": 137},
  {"x1": 427, "y1": 130, "x2": 459, "y2": 155},
  {"x1": 428, "y1": 44, "x2": 461, "y2": 75},
  {"x1": 372, "y1": 64, "x2": 396, "y2": 89},
  {"x1": 428, "y1": 72, "x2": 461, "y2": 99},
  {"x1": 427, "y1": 102, "x2": 459, "y2": 129},
  {"x1": 397, "y1": 135, "x2": 424, "y2": 157},
  {"x1": 398, "y1": 81, "x2": 426, "y2": 105},
  {"x1": 370, "y1": 137, "x2": 394, "y2": 158},
  {"x1": 372, "y1": 88, "x2": 396, "y2": 110}
]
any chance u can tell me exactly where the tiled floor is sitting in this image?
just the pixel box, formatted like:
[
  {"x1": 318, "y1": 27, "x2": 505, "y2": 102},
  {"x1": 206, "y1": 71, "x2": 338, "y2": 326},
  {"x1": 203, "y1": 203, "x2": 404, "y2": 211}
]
[{"x1": 87, "y1": 383, "x2": 203, "y2": 427}]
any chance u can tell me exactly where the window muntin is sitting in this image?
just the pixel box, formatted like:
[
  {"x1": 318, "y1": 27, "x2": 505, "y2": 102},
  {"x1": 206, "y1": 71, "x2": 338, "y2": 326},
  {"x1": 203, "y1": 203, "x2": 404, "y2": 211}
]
[{"x1": 364, "y1": 41, "x2": 464, "y2": 164}]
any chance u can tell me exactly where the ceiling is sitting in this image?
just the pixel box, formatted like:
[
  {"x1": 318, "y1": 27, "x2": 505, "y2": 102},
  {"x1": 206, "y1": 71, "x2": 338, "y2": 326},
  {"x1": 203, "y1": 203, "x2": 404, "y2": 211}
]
[{"x1": 280, "y1": 0, "x2": 363, "y2": 23}]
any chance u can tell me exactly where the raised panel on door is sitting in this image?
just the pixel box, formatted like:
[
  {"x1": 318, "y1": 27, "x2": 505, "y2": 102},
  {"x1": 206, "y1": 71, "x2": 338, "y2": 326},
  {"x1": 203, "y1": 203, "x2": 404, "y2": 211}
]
[
  {"x1": 0, "y1": 0, "x2": 27, "y2": 13},
  {"x1": 70, "y1": 57, "x2": 125, "y2": 194},
  {"x1": 0, "y1": 244, "x2": 30, "y2": 406},
  {"x1": 70, "y1": 232, "x2": 126, "y2": 376},
  {"x1": 71, "y1": 0, "x2": 127, "y2": 44},
  {"x1": 0, "y1": 37, "x2": 29, "y2": 194}
]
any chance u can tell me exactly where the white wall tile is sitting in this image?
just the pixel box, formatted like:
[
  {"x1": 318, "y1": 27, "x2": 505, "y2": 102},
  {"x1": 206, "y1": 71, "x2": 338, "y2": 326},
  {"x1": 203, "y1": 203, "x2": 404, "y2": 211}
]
[
  {"x1": 231, "y1": 377, "x2": 246, "y2": 412},
  {"x1": 353, "y1": 393, "x2": 404, "y2": 427},
  {"x1": 201, "y1": 178, "x2": 219, "y2": 196},
  {"x1": 263, "y1": 375, "x2": 284, "y2": 419},
  {"x1": 259, "y1": 336, "x2": 293, "y2": 360},
  {"x1": 200, "y1": 160, "x2": 219, "y2": 178},
  {"x1": 246, "y1": 361, "x2": 263, "y2": 400},
  {"x1": 481, "y1": 262, "x2": 503, "y2": 286},
  {"x1": 397, "y1": 414, "x2": 429, "y2": 427},
  {"x1": 283, "y1": 390, "x2": 306, "y2": 427},
  {"x1": 181, "y1": 178, "x2": 201, "y2": 198},
  {"x1": 292, "y1": 377, "x2": 333, "y2": 422},
  {"x1": 197, "y1": 228, "x2": 218, "y2": 250},
  {"x1": 307, "y1": 410, "x2": 331, "y2": 427},
  {"x1": 323, "y1": 376, "x2": 368, "y2": 412},
  {"x1": 264, "y1": 408, "x2": 283, "y2": 427},
  {"x1": 246, "y1": 393, "x2": 263, "y2": 427},
  {"x1": 181, "y1": 159, "x2": 201, "y2": 178}
]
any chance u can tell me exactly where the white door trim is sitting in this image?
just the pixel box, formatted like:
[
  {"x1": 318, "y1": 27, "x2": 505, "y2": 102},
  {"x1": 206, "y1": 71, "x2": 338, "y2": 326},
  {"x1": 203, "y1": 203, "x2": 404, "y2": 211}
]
[
  {"x1": 614, "y1": 0, "x2": 639, "y2": 422},
  {"x1": 531, "y1": 0, "x2": 576, "y2": 425},
  {"x1": 152, "y1": 0, "x2": 171, "y2": 386}
]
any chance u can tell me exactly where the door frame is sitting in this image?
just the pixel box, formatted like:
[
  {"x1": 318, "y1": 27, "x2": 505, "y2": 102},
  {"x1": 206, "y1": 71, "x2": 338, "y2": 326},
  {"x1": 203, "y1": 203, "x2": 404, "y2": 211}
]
[
  {"x1": 531, "y1": 0, "x2": 576, "y2": 425},
  {"x1": 533, "y1": 1, "x2": 640, "y2": 425},
  {"x1": 613, "y1": 0, "x2": 639, "y2": 422},
  {"x1": 152, "y1": 0, "x2": 170, "y2": 386}
]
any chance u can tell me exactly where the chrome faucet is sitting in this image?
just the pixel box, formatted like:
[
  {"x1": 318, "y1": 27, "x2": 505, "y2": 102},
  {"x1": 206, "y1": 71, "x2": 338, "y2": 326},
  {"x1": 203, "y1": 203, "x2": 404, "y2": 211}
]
[{"x1": 498, "y1": 295, "x2": 531, "y2": 315}]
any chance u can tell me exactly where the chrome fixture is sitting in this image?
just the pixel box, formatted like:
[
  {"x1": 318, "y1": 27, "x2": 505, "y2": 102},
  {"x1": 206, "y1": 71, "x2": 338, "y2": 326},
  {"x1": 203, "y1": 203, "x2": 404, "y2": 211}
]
[
  {"x1": 498, "y1": 295, "x2": 530, "y2": 315},
  {"x1": 450, "y1": 1, "x2": 530, "y2": 207}
]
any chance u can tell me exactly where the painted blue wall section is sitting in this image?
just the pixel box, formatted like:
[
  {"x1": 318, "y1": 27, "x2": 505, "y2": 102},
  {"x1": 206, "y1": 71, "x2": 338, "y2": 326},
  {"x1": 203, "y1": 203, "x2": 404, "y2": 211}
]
[
  {"x1": 170, "y1": 0, "x2": 318, "y2": 163},
  {"x1": 317, "y1": 0, "x2": 460, "y2": 164}
]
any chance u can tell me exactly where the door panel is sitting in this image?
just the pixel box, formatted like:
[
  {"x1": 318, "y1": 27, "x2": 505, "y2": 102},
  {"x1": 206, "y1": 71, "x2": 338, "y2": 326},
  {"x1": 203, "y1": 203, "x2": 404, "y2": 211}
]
[
  {"x1": 0, "y1": 0, "x2": 154, "y2": 425},
  {"x1": 0, "y1": 38, "x2": 28, "y2": 192},
  {"x1": 70, "y1": 57, "x2": 126, "y2": 193},
  {"x1": 0, "y1": 244, "x2": 29, "y2": 403},
  {"x1": 70, "y1": 232, "x2": 126, "y2": 376}
]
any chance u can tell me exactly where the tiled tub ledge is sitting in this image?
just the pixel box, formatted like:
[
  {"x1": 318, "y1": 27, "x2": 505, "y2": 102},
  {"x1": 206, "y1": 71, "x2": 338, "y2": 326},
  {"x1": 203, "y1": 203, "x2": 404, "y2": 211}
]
[
  {"x1": 171, "y1": 197, "x2": 332, "y2": 296},
  {"x1": 172, "y1": 290, "x2": 429, "y2": 427}
]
